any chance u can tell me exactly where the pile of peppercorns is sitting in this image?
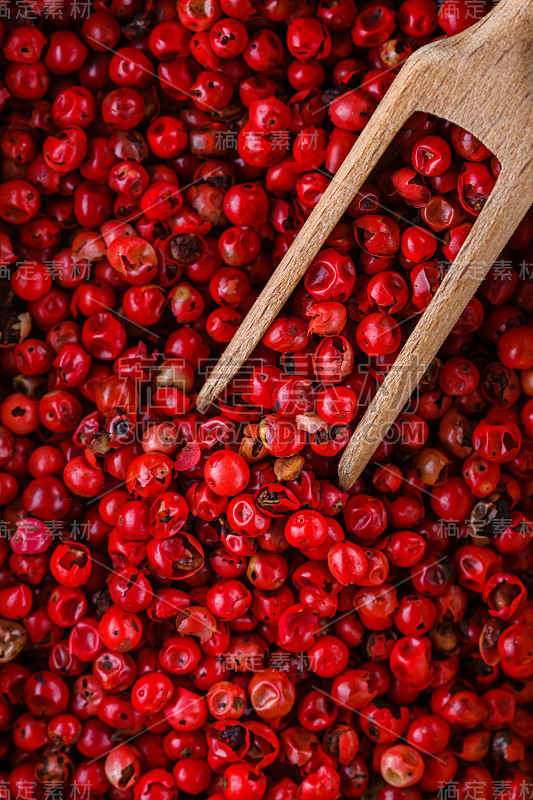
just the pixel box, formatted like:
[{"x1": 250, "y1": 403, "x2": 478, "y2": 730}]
[{"x1": 0, "y1": 0, "x2": 532, "y2": 798}]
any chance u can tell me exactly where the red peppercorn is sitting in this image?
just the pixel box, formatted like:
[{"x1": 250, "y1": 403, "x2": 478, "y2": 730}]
[{"x1": 0, "y1": 8, "x2": 526, "y2": 796}]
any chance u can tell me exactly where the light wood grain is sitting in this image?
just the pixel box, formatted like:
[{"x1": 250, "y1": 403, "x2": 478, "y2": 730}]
[
  {"x1": 339, "y1": 0, "x2": 533, "y2": 489},
  {"x1": 196, "y1": 0, "x2": 533, "y2": 489}
]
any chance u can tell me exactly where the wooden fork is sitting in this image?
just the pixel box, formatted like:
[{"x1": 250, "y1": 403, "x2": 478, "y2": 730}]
[{"x1": 196, "y1": 0, "x2": 533, "y2": 490}]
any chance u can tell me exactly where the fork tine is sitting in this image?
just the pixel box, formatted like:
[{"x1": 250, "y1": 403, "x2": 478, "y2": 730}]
[
  {"x1": 195, "y1": 74, "x2": 417, "y2": 414},
  {"x1": 338, "y1": 167, "x2": 533, "y2": 490}
]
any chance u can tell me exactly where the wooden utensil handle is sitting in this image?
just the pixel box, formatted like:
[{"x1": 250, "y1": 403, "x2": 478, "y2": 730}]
[
  {"x1": 195, "y1": 85, "x2": 414, "y2": 414},
  {"x1": 338, "y1": 169, "x2": 533, "y2": 490}
]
